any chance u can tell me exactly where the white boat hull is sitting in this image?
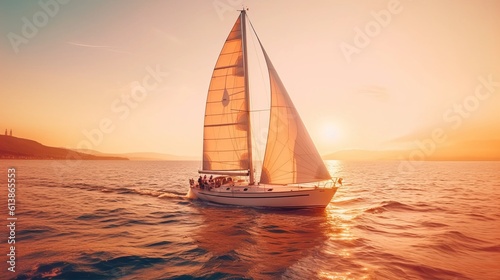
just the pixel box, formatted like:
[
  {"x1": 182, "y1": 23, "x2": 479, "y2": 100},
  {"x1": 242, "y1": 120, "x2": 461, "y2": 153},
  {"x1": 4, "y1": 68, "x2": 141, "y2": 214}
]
[{"x1": 189, "y1": 184, "x2": 337, "y2": 208}]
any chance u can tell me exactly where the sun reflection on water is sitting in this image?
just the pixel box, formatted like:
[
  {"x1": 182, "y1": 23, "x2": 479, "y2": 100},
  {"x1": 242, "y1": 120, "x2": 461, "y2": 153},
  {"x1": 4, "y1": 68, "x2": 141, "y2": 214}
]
[
  {"x1": 315, "y1": 195, "x2": 373, "y2": 279},
  {"x1": 319, "y1": 270, "x2": 352, "y2": 280},
  {"x1": 326, "y1": 205, "x2": 358, "y2": 241},
  {"x1": 325, "y1": 160, "x2": 345, "y2": 178}
]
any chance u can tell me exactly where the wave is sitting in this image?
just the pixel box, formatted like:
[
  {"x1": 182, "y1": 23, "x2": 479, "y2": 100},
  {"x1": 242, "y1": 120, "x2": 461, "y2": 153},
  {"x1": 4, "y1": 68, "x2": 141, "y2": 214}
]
[
  {"x1": 14, "y1": 261, "x2": 108, "y2": 280},
  {"x1": 420, "y1": 221, "x2": 448, "y2": 228},
  {"x1": 15, "y1": 254, "x2": 167, "y2": 280},
  {"x1": 133, "y1": 188, "x2": 186, "y2": 199},
  {"x1": 411, "y1": 230, "x2": 493, "y2": 257},
  {"x1": 479, "y1": 244, "x2": 500, "y2": 252},
  {"x1": 61, "y1": 181, "x2": 189, "y2": 202},
  {"x1": 76, "y1": 208, "x2": 132, "y2": 221},
  {"x1": 364, "y1": 201, "x2": 416, "y2": 214},
  {"x1": 466, "y1": 212, "x2": 495, "y2": 221},
  {"x1": 332, "y1": 197, "x2": 367, "y2": 205},
  {"x1": 17, "y1": 227, "x2": 55, "y2": 242},
  {"x1": 262, "y1": 224, "x2": 289, "y2": 234},
  {"x1": 380, "y1": 260, "x2": 473, "y2": 280},
  {"x1": 438, "y1": 230, "x2": 487, "y2": 244},
  {"x1": 364, "y1": 200, "x2": 448, "y2": 214},
  {"x1": 146, "y1": 240, "x2": 173, "y2": 247},
  {"x1": 173, "y1": 272, "x2": 252, "y2": 280},
  {"x1": 92, "y1": 255, "x2": 165, "y2": 272}
]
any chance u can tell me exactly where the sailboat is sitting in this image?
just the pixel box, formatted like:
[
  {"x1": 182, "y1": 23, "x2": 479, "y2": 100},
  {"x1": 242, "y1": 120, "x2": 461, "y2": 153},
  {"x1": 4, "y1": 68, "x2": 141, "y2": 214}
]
[{"x1": 189, "y1": 10, "x2": 341, "y2": 208}]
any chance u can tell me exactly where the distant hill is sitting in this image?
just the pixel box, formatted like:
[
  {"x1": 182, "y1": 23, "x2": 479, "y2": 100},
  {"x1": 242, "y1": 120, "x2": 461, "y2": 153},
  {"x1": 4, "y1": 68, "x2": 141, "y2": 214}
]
[
  {"x1": 0, "y1": 135, "x2": 128, "y2": 160},
  {"x1": 74, "y1": 150, "x2": 198, "y2": 161},
  {"x1": 323, "y1": 140, "x2": 500, "y2": 161}
]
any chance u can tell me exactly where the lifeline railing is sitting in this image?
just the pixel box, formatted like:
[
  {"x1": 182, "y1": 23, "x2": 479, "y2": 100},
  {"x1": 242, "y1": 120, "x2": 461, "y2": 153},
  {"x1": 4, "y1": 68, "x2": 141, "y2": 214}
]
[{"x1": 322, "y1": 177, "x2": 343, "y2": 188}]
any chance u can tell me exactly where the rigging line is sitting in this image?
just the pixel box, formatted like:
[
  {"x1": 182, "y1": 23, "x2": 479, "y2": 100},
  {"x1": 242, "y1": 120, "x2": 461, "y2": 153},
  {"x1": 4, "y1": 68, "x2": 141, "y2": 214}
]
[
  {"x1": 246, "y1": 13, "x2": 275, "y2": 178},
  {"x1": 247, "y1": 14, "x2": 270, "y2": 109},
  {"x1": 245, "y1": 14, "x2": 270, "y2": 171}
]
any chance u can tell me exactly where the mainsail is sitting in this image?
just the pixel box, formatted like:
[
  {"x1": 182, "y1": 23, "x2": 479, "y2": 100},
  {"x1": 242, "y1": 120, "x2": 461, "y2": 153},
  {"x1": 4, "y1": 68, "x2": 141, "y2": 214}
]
[
  {"x1": 202, "y1": 14, "x2": 252, "y2": 177},
  {"x1": 258, "y1": 46, "x2": 332, "y2": 185}
]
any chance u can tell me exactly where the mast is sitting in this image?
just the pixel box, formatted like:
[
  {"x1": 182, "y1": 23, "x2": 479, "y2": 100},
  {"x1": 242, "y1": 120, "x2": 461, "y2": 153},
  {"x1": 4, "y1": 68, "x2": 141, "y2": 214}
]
[{"x1": 240, "y1": 9, "x2": 254, "y2": 185}]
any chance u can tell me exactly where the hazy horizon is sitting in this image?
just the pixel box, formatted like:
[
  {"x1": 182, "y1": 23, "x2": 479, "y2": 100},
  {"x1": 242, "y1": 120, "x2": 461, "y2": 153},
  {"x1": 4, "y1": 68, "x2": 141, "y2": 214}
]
[{"x1": 1, "y1": 0, "x2": 499, "y2": 159}]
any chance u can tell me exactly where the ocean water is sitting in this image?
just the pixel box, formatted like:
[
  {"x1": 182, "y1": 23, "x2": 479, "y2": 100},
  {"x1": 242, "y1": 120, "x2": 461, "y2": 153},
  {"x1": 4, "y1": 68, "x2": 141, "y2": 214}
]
[{"x1": 0, "y1": 160, "x2": 499, "y2": 279}]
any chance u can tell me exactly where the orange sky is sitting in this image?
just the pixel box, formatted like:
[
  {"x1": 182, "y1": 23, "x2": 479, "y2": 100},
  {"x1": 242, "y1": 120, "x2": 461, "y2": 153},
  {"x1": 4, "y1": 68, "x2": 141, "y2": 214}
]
[{"x1": 1, "y1": 0, "x2": 499, "y2": 157}]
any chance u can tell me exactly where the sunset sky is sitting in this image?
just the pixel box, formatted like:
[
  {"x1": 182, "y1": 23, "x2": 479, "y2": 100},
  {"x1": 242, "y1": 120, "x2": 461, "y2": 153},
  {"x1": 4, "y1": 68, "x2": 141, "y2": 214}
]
[{"x1": 1, "y1": 0, "x2": 499, "y2": 158}]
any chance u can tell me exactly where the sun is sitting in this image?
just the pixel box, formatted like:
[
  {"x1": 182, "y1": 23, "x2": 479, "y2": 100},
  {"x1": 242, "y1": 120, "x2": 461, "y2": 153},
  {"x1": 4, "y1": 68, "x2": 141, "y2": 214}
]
[{"x1": 321, "y1": 123, "x2": 340, "y2": 141}]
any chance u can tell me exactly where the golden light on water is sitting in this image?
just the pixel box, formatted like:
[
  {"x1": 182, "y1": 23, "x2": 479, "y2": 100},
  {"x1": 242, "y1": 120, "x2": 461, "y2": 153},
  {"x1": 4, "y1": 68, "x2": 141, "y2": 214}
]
[
  {"x1": 320, "y1": 180, "x2": 375, "y2": 279},
  {"x1": 325, "y1": 160, "x2": 345, "y2": 178},
  {"x1": 327, "y1": 215, "x2": 355, "y2": 241},
  {"x1": 318, "y1": 271, "x2": 351, "y2": 280}
]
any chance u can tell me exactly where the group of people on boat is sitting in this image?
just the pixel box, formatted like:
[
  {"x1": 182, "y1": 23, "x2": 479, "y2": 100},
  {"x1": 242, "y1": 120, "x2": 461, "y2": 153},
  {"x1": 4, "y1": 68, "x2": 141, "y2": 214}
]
[{"x1": 189, "y1": 175, "x2": 234, "y2": 190}]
